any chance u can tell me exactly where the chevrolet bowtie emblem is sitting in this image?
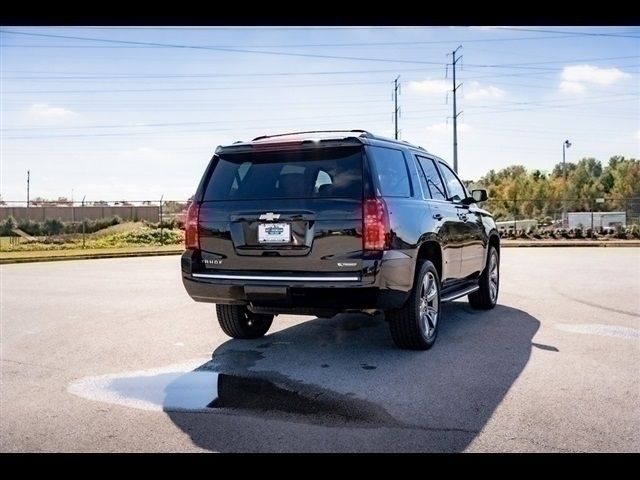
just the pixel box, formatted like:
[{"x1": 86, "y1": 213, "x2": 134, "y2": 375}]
[{"x1": 259, "y1": 212, "x2": 280, "y2": 221}]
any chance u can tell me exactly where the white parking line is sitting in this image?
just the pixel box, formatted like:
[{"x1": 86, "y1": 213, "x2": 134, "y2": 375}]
[{"x1": 554, "y1": 323, "x2": 640, "y2": 339}]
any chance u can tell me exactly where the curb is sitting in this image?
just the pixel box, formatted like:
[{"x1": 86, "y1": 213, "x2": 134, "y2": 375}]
[
  {"x1": 2, "y1": 241, "x2": 638, "y2": 264},
  {"x1": 0, "y1": 249, "x2": 182, "y2": 265},
  {"x1": 501, "y1": 241, "x2": 640, "y2": 247}
]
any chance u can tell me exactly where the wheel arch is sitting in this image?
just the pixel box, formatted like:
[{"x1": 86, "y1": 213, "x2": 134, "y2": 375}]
[
  {"x1": 488, "y1": 231, "x2": 500, "y2": 257},
  {"x1": 416, "y1": 240, "x2": 443, "y2": 282}
]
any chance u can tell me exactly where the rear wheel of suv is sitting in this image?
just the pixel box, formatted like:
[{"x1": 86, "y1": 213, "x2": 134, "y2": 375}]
[
  {"x1": 216, "y1": 304, "x2": 274, "y2": 339},
  {"x1": 387, "y1": 260, "x2": 441, "y2": 350},
  {"x1": 468, "y1": 246, "x2": 499, "y2": 310}
]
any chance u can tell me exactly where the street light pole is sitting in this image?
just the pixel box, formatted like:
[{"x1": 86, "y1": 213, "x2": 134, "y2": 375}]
[{"x1": 562, "y1": 140, "x2": 571, "y2": 228}]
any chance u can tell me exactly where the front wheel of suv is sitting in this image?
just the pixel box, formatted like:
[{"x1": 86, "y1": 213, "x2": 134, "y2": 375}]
[
  {"x1": 216, "y1": 304, "x2": 274, "y2": 339},
  {"x1": 387, "y1": 260, "x2": 441, "y2": 350},
  {"x1": 468, "y1": 246, "x2": 499, "y2": 310}
]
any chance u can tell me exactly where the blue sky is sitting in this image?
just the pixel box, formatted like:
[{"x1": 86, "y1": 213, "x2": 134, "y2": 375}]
[{"x1": 1, "y1": 26, "x2": 638, "y2": 202}]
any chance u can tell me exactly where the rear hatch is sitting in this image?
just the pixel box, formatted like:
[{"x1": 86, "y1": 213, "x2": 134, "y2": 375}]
[{"x1": 197, "y1": 145, "x2": 364, "y2": 274}]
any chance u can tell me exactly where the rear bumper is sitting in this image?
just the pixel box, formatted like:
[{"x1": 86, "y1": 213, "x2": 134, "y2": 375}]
[{"x1": 181, "y1": 250, "x2": 414, "y2": 310}]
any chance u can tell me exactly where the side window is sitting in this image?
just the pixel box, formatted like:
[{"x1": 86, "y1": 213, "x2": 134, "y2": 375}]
[
  {"x1": 416, "y1": 156, "x2": 447, "y2": 201},
  {"x1": 414, "y1": 157, "x2": 430, "y2": 199},
  {"x1": 438, "y1": 161, "x2": 467, "y2": 203},
  {"x1": 367, "y1": 146, "x2": 411, "y2": 197}
]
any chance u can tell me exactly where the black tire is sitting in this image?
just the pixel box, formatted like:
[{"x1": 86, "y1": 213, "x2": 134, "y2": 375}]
[
  {"x1": 468, "y1": 246, "x2": 499, "y2": 310},
  {"x1": 387, "y1": 260, "x2": 441, "y2": 350},
  {"x1": 216, "y1": 304, "x2": 274, "y2": 339}
]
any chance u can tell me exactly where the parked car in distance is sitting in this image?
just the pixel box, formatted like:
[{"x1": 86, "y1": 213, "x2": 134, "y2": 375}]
[{"x1": 182, "y1": 130, "x2": 500, "y2": 350}]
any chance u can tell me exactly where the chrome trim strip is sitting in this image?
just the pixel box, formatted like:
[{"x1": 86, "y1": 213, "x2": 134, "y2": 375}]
[
  {"x1": 441, "y1": 285, "x2": 480, "y2": 302},
  {"x1": 192, "y1": 273, "x2": 360, "y2": 282}
]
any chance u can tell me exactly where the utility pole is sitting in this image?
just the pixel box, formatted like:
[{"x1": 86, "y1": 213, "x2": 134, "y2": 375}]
[
  {"x1": 449, "y1": 46, "x2": 463, "y2": 173},
  {"x1": 393, "y1": 75, "x2": 401, "y2": 139},
  {"x1": 82, "y1": 195, "x2": 86, "y2": 249},
  {"x1": 562, "y1": 139, "x2": 571, "y2": 228},
  {"x1": 26, "y1": 170, "x2": 30, "y2": 219},
  {"x1": 159, "y1": 194, "x2": 164, "y2": 246}
]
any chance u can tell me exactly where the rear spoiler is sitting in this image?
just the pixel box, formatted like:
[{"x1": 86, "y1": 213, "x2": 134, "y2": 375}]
[{"x1": 215, "y1": 137, "x2": 365, "y2": 155}]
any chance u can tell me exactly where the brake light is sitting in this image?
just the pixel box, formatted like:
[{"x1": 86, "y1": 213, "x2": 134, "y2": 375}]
[
  {"x1": 251, "y1": 141, "x2": 302, "y2": 152},
  {"x1": 363, "y1": 198, "x2": 390, "y2": 251},
  {"x1": 185, "y1": 201, "x2": 200, "y2": 249}
]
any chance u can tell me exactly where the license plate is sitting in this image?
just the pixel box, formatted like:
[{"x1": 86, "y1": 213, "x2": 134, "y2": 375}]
[{"x1": 258, "y1": 223, "x2": 290, "y2": 243}]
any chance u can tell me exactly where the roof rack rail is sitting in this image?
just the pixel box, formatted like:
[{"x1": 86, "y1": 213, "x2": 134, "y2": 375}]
[{"x1": 251, "y1": 130, "x2": 373, "y2": 141}]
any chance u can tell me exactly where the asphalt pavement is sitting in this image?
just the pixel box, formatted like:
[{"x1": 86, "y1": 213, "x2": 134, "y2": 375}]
[{"x1": 1, "y1": 248, "x2": 639, "y2": 452}]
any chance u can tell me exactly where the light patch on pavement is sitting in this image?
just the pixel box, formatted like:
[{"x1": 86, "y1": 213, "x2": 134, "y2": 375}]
[
  {"x1": 555, "y1": 323, "x2": 640, "y2": 339},
  {"x1": 68, "y1": 359, "x2": 217, "y2": 412}
]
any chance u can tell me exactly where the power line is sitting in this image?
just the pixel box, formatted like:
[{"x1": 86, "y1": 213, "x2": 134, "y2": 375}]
[
  {"x1": 458, "y1": 64, "x2": 640, "y2": 81},
  {"x1": 462, "y1": 55, "x2": 639, "y2": 70},
  {"x1": 494, "y1": 27, "x2": 640, "y2": 39},
  {"x1": 462, "y1": 92, "x2": 637, "y2": 111},
  {"x1": 2, "y1": 79, "x2": 392, "y2": 94},
  {"x1": 19, "y1": 25, "x2": 640, "y2": 37},
  {"x1": 0, "y1": 30, "x2": 451, "y2": 66},
  {"x1": 0, "y1": 66, "x2": 444, "y2": 80},
  {"x1": 6, "y1": 56, "x2": 635, "y2": 81},
  {"x1": 7, "y1": 60, "x2": 633, "y2": 86},
  {"x1": 3, "y1": 94, "x2": 633, "y2": 137},
  {"x1": 1, "y1": 111, "x2": 397, "y2": 139},
  {"x1": 0, "y1": 34, "x2": 606, "y2": 49},
  {"x1": 401, "y1": 92, "x2": 637, "y2": 118}
]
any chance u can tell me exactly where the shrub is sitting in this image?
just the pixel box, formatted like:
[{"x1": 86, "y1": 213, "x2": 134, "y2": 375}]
[
  {"x1": 144, "y1": 218, "x2": 178, "y2": 230},
  {"x1": 43, "y1": 218, "x2": 64, "y2": 236},
  {"x1": 64, "y1": 221, "x2": 82, "y2": 234},
  {"x1": 158, "y1": 218, "x2": 178, "y2": 229},
  {"x1": 117, "y1": 229, "x2": 183, "y2": 245},
  {"x1": 93, "y1": 227, "x2": 184, "y2": 247},
  {"x1": 615, "y1": 225, "x2": 628, "y2": 240},
  {"x1": 630, "y1": 224, "x2": 640, "y2": 239},
  {"x1": 17, "y1": 219, "x2": 43, "y2": 236},
  {"x1": 81, "y1": 215, "x2": 122, "y2": 234},
  {"x1": 0, "y1": 216, "x2": 18, "y2": 236}
]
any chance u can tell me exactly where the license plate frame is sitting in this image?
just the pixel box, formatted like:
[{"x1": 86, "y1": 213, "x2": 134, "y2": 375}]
[{"x1": 258, "y1": 223, "x2": 291, "y2": 244}]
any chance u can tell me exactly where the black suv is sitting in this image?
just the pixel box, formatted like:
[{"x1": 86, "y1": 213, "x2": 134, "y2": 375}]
[{"x1": 182, "y1": 130, "x2": 500, "y2": 350}]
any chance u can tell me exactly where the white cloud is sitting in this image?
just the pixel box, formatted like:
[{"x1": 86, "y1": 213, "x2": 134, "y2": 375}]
[
  {"x1": 559, "y1": 64, "x2": 631, "y2": 94},
  {"x1": 426, "y1": 122, "x2": 471, "y2": 135},
  {"x1": 562, "y1": 64, "x2": 630, "y2": 85},
  {"x1": 408, "y1": 79, "x2": 450, "y2": 95},
  {"x1": 410, "y1": 79, "x2": 505, "y2": 101},
  {"x1": 559, "y1": 81, "x2": 587, "y2": 94},
  {"x1": 28, "y1": 103, "x2": 77, "y2": 118},
  {"x1": 464, "y1": 81, "x2": 506, "y2": 100}
]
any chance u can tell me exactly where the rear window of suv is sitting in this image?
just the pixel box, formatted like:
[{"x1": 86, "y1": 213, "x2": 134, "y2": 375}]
[{"x1": 203, "y1": 147, "x2": 363, "y2": 200}]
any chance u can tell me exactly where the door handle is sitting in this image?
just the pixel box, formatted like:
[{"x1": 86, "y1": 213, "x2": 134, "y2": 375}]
[{"x1": 433, "y1": 213, "x2": 443, "y2": 220}]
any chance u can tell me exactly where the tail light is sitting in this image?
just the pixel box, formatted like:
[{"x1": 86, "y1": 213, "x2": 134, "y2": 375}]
[
  {"x1": 363, "y1": 198, "x2": 390, "y2": 251},
  {"x1": 185, "y1": 201, "x2": 200, "y2": 249}
]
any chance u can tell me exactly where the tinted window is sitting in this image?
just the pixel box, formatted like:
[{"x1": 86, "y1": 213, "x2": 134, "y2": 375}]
[
  {"x1": 367, "y1": 146, "x2": 411, "y2": 197},
  {"x1": 438, "y1": 161, "x2": 467, "y2": 202},
  {"x1": 203, "y1": 147, "x2": 363, "y2": 200},
  {"x1": 416, "y1": 156, "x2": 447, "y2": 201}
]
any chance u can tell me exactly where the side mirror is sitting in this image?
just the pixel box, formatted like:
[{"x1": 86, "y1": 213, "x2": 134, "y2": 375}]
[
  {"x1": 462, "y1": 189, "x2": 488, "y2": 205},
  {"x1": 471, "y1": 189, "x2": 488, "y2": 202}
]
